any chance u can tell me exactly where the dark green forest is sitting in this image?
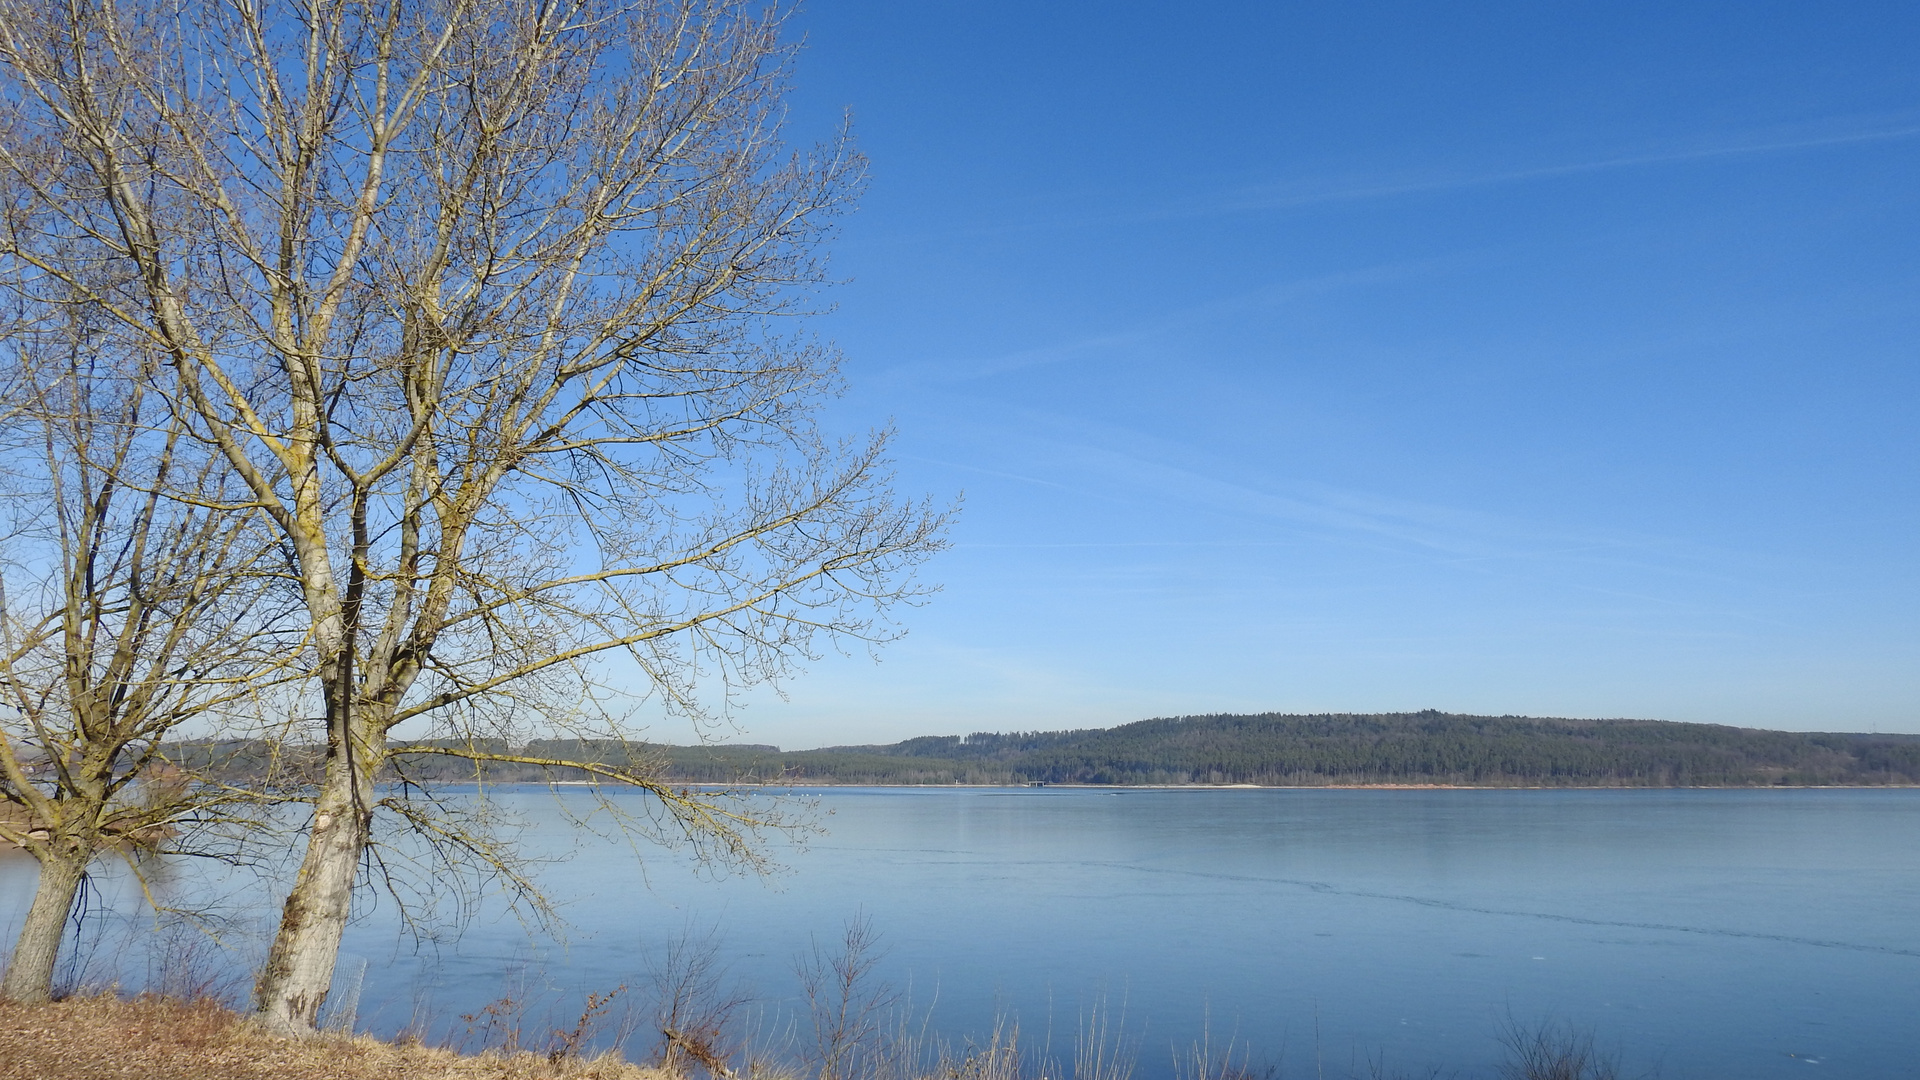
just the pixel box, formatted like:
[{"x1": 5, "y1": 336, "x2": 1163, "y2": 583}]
[
  {"x1": 643, "y1": 712, "x2": 1920, "y2": 787},
  {"x1": 186, "y1": 711, "x2": 1917, "y2": 788}
]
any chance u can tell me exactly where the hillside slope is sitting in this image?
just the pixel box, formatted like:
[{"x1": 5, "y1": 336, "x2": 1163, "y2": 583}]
[
  {"x1": 651, "y1": 711, "x2": 1920, "y2": 787},
  {"x1": 185, "y1": 712, "x2": 1920, "y2": 788}
]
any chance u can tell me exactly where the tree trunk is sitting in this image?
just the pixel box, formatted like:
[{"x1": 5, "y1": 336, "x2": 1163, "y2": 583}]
[
  {"x1": 1, "y1": 849, "x2": 87, "y2": 1003},
  {"x1": 252, "y1": 758, "x2": 372, "y2": 1035}
]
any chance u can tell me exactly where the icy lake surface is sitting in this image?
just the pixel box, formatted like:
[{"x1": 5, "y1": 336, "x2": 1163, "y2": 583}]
[{"x1": 5, "y1": 786, "x2": 1917, "y2": 1078}]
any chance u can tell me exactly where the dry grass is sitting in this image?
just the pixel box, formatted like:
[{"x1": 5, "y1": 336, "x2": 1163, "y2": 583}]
[{"x1": 0, "y1": 994, "x2": 672, "y2": 1080}]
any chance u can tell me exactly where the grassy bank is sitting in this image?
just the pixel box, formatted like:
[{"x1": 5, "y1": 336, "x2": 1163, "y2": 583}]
[
  {"x1": 0, "y1": 994, "x2": 666, "y2": 1080},
  {"x1": 0, "y1": 974, "x2": 1627, "y2": 1080},
  {"x1": 1, "y1": 916, "x2": 1627, "y2": 1080}
]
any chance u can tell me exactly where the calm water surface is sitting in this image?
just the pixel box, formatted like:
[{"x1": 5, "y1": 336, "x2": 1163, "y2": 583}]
[{"x1": 3, "y1": 787, "x2": 1916, "y2": 1078}]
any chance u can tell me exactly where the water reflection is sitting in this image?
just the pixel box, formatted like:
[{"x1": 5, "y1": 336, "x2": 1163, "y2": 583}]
[{"x1": 3, "y1": 788, "x2": 1917, "y2": 1079}]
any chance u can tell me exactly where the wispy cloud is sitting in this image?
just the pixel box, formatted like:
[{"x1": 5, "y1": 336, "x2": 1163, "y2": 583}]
[
  {"x1": 1082, "y1": 447, "x2": 1575, "y2": 562},
  {"x1": 1186, "y1": 118, "x2": 1920, "y2": 218},
  {"x1": 905, "y1": 455, "x2": 1079, "y2": 493},
  {"x1": 863, "y1": 114, "x2": 1920, "y2": 246},
  {"x1": 862, "y1": 114, "x2": 1920, "y2": 389},
  {"x1": 959, "y1": 409, "x2": 1803, "y2": 595},
  {"x1": 877, "y1": 256, "x2": 1453, "y2": 385}
]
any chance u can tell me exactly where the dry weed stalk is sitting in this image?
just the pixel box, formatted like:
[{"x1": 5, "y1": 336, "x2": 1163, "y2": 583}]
[
  {"x1": 1072, "y1": 994, "x2": 1136, "y2": 1080},
  {"x1": 550, "y1": 985, "x2": 629, "y2": 1066},
  {"x1": 1173, "y1": 1015, "x2": 1272, "y2": 1080}
]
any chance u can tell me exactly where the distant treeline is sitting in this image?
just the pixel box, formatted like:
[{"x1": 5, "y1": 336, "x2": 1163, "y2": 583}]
[
  {"x1": 649, "y1": 711, "x2": 1920, "y2": 787},
  {"x1": 171, "y1": 712, "x2": 1920, "y2": 788}
]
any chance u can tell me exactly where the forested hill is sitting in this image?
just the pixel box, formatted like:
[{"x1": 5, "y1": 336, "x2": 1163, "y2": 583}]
[
  {"x1": 186, "y1": 712, "x2": 1920, "y2": 787},
  {"x1": 648, "y1": 711, "x2": 1920, "y2": 787}
]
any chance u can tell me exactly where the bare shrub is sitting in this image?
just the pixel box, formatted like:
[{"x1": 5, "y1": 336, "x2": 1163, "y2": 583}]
[
  {"x1": 145, "y1": 915, "x2": 247, "y2": 1007},
  {"x1": 652, "y1": 928, "x2": 750, "y2": 1078},
  {"x1": 461, "y1": 966, "x2": 539, "y2": 1057},
  {"x1": 798, "y1": 915, "x2": 898, "y2": 1080},
  {"x1": 549, "y1": 985, "x2": 629, "y2": 1066},
  {"x1": 1495, "y1": 1018, "x2": 1620, "y2": 1080}
]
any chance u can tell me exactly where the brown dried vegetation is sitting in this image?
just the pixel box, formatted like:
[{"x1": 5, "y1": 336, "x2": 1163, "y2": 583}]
[{"x1": 0, "y1": 994, "x2": 670, "y2": 1080}]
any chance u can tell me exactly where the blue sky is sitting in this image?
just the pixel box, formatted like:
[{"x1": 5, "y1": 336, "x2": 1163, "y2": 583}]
[{"x1": 711, "y1": 1, "x2": 1919, "y2": 747}]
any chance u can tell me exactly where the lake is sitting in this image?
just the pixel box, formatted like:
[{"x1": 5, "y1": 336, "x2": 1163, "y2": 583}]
[{"x1": 3, "y1": 786, "x2": 1917, "y2": 1078}]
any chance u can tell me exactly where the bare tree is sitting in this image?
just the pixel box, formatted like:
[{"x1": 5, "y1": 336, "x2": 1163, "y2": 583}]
[
  {"x1": 650, "y1": 925, "x2": 749, "y2": 1077},
  {"x1": 0, "y1": 326, "x2": 299, "y2": 1003},
  {"x1": 799, "y1": 915, "x2": 897, "y2": 1080},
  {"x1": 0, "y1": 0, "x2": 946, "y2": 1034}
]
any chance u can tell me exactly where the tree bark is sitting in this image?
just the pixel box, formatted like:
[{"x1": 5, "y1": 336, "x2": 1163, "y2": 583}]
[
  {"x1": 252, "y1": 757, "x2": 372, "y2": 1035},
  {"x1": 1, "y1": 849, "x2": 87, "y2": 1003}
]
